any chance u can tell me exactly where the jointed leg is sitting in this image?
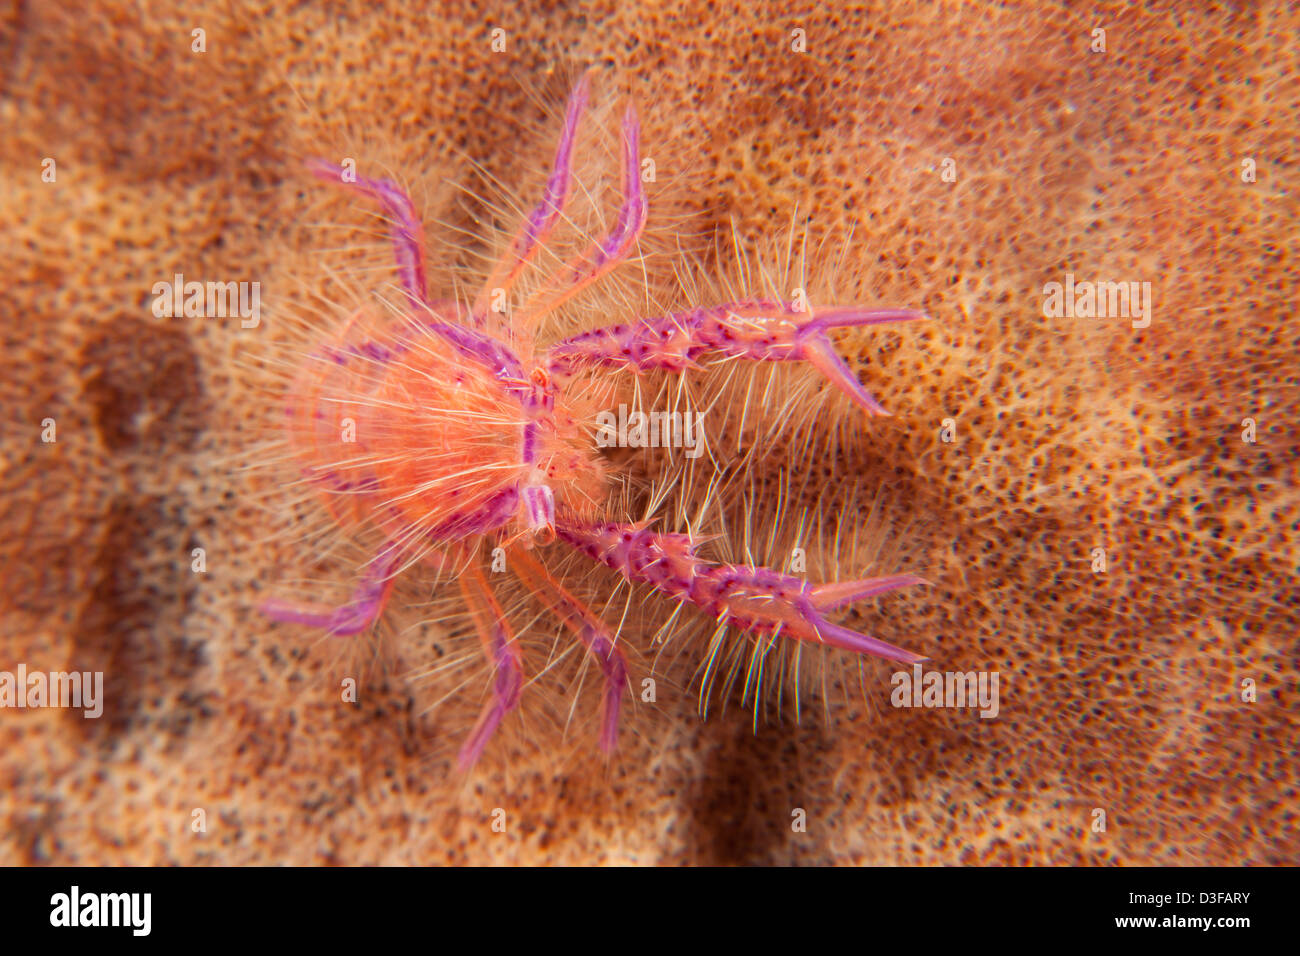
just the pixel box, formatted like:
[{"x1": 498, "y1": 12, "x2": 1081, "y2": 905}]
[
  {"x1": 513, "y1": 103, "x2": 648, "y2": 331},
  {"x1": 456, "y1": 560, "x2": 524, "y2": 770},
  {"x1": 309, "y1": 160, "x2": 429, "y2": 307},
  {"x1": 262, "y1": 540, "x2": 402, "y2": 637},
  {"x1": 556, "y1": 518, "x2": 927, "y2": 662},
  {"x1": 546, "y1": 301, "x2": 924, "y2": 415},
  {"x1": 472, "y1": 72, "x2": 593, "y2": 317},
  {"x1": 509, "y1": 547, "x2": 628, "y2": 754}
]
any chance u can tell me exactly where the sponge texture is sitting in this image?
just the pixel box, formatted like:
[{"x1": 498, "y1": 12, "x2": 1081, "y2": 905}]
[{"x1": 0, "y1": 0, "x2": 1295, "y2": 864}]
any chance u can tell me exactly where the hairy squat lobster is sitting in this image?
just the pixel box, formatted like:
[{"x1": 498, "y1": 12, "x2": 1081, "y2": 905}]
[{"x1": 262, "y1": 72, "x2": 928, "y2": 769}]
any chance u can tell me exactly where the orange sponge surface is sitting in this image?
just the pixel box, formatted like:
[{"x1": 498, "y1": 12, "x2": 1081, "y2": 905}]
[{"x1": 0, "y1": 0, "x2": 1295, "y2": 864}]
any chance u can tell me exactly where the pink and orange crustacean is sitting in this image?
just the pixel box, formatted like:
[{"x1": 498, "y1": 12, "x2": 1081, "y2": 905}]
[{"x1": 262, "y1": 72, "x2": 931, "y2": 770}]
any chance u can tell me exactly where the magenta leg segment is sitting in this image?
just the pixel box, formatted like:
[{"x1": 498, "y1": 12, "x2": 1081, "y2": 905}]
[
  {"x1": 510, "y1": 548, "x2": 628, "y2": 753},
  {"x1": 516, "y1": 103, "x2": 648, "y2": 323},
  {"x1": 456, "y1": 566, "x2": 525, "y2": 771},
  {"x1": 515, "y1": 73, "x2": 590, "y2": 259},
  {"x1": 309, "y1": 160, "x2": 428, "y2": 307},
  {"x1": 589, "y1": 104, "x2": 649, "y2": 275},
  {"x1": 474, "y1": 72, "x2": 591, "y2": 315},
  {"x1": 556, "y1": 519, "x2": 927, "y2": 662},
  {"x1": 577, "y1": 624, "x2": 627, "y2": 753},
  {"x1": 261, "y1": 541, "x2": 401, "y2": 637},
  {"x1": 546, "y1": 301, "x2": 924, "y2": 415}
]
